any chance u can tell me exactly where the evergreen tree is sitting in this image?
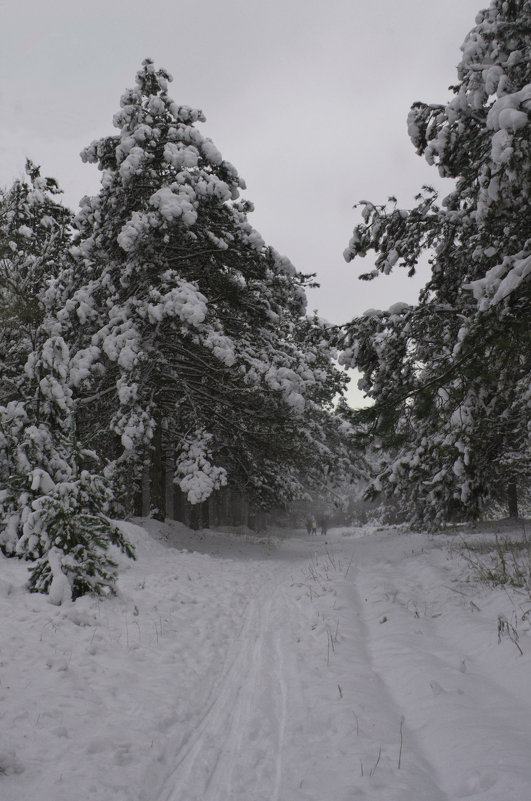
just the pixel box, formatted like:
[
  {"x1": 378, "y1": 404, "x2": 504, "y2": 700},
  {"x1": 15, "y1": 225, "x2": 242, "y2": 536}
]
[
  {"x1": 0, "y1": 161, "x2": 72, "y2": 405},
  {"x1": 0, "y1": 336, "x2": 134, "y2": 600},
  {"x1": 339, "y1": 0, "x2": 530, "y2": 525},
  {"x1": 1, "y1": 164, "x2": 75, "y2": 555},
  {"x1": 0, "y1": 168, "x2": 134, "y2": 599},
  {"x1": 62, "y1": 60, "x2": 352, "y2": 513}
]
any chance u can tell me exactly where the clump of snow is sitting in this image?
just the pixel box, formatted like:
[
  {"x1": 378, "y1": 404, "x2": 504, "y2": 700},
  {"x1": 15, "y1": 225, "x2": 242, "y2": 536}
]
[
  {"x1": 387, "y1": 301, "x2": 410, "y2": 315},
  {"x1": 29, "y1": 468, "x2": 55, "y2": 494},
  {"x1": 202, "y1": 330, "x2": 235, "y2": 367},
  {"x1": 146, "y1": 283, "x2": 208, "y2": 326},
  {"x1": 115, "y1": 408, "x2": 152, "y2": 451},
  {"x1": 118, "y1": 146, "x2": 146, "y2": 182},
  {"x1": 117, "y1": 211, "x2": 151, "y2": 252},
  {"x1": 149, "y1": 185, "x2": 198, "y2": 227},
  {"x1": 132, "y1": 124, "x2": 152, "y2": 144},
  {"x1": 490, "y1": 128, "x2": 514, "y2": 165},
  {"x1": 264, "y1": 365, "x2": 305, "y2": 411},
  {"x1": 486, "y1": 83, "x2": 531, "y2": 131},
  {"x1": 467, "y1": 250, "x2": 531, "y2": 308},
  {"x1": 69, "y1": 345, "x2": 100, "y2": 387},
  {"x1": 116, "y1": 378, "x2": 138, "y2": 405},
  {"x1": 174, "y1": 430, "x2": 227, "y2": 504},
  {"x1": 201, "y1": 138, "x2": 223, "y2": 165},
  {"x1": 147, "y1": 96, "x2": 165, "y2": 116},
  {"x1": 46, "y1": 547, "x2": 72, "y2": 606},
  {"x1": 483, "y1": 64, "x2": 505, "y2": 96},
  {"x1": 98, "y1": 317, "x2": 141, "y2": 372}
]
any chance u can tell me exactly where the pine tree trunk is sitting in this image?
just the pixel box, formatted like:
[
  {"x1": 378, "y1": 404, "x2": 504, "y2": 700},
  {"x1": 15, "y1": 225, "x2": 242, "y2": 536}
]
[
  {"x1": 141, "y1": 467, "x2": 151, "y2": 517},
  {"x1": 182, "y1": 495, "x2": 191, "y2": 528},
  {"x1": 133, "y1": 473, "x2": 143, "y2": 517},
  {"x1": 190, "y1": 503, "x2": 201, "y2": 530},
  {"x1": 222, "y1": 487, "x2": 232, "y2": 526},
  {"x1": 150, "y1": 423, "x2": 165, "y2": 520},
  {"x1": 508, "y1": 481, "x2": 519, "y2": 519},
  {"x1": 208, "y1": 493, "x2": 216, "y2": 528},
  {"x1": 240, "y1": 495, "x2": 249, "y2": 528},
  {"x1": 202, "y1": 500, "x2": 209, "y2": 529},
  {"x1": 164, "y1": 439, "x2": 175, "y2": 521},
  {"x1": 173, "y1": 485, "x2": 182, "y2": 522}
]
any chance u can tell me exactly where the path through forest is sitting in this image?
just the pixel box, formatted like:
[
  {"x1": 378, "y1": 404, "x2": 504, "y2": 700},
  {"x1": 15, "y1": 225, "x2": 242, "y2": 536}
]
[
  {"x1": 2, "y1": 521, "x2": 531, "y2": 801},
  {"x1": 150, "y1": 525, "x2": 531, "y2": 801}
]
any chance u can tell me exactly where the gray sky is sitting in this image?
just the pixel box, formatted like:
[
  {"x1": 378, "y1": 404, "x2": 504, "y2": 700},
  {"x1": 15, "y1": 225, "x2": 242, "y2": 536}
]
[{"x1": 1, "y1": 0, "x2": 482, "y2": 401}]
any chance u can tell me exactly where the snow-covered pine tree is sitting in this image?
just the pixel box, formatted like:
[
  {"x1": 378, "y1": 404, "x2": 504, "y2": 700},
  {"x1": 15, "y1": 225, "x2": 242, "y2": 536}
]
[
  {"x1": 1, "y1": 163, "x2": 74, "y2": 555},
  {"x1": 339, "y1": 0, "x2": 530, "y2": 525},
  {"x1": 62, "y1": 59, "x2": 352, "y2": 515},
  {"x1": 0, "y1": 161, "x2": 72, "y2": 404},
  {"x1": 0, "y1": 336, "x2": 134, "y2": 601},
  {"x1": 0, "y1": 167, "x2": 134, "y2": 599}
]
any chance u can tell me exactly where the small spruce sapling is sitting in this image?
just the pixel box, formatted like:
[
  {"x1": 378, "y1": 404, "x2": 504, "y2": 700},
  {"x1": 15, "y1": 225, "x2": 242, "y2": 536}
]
[{"x1": 21, "y1": 468, "x2": 134, "y2": 602}]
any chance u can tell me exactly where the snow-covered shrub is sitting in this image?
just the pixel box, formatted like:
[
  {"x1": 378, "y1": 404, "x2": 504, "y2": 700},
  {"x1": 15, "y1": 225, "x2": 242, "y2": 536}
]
[{"x1": 19, "y1": 471, "x2": 134, "y2": 603}]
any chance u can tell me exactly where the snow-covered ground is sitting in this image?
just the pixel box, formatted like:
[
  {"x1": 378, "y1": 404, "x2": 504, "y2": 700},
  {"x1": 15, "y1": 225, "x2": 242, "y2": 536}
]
[{"x1": 1, "y1": 519, "x2": 530, "y2": 801}]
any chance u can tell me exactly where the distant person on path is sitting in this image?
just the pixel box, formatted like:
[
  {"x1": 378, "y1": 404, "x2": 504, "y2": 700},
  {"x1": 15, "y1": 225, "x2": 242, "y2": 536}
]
[
  {"x1": 320, "y1": 518, "x2": 328, "y2": 536},
  {"x1": 311, "y1": 517, "x2": 317, "y2": 535},
  {"x1": 306, "y1": 518, "x2": 312, "y2": 535}
]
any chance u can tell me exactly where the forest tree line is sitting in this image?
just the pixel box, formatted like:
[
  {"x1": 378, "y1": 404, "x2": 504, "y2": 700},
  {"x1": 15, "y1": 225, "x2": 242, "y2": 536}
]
[{"x1": 0, "y1": 0, "x2": 529, "y2": 600}]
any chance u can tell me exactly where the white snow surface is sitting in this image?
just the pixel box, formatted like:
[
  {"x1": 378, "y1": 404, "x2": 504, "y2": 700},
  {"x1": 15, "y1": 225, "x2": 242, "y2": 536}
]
[{"x1": 1, "y1": 519, "x2": 531, "y2": 800}]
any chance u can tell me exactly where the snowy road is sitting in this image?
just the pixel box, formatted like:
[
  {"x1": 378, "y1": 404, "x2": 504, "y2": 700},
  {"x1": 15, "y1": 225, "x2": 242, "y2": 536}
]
[
  {"x1": 2, "y1": 521, "x2": 531, "y2": 800},
  {"x1": 149, "y1": 526, "x2": 531, "y2": 801}
]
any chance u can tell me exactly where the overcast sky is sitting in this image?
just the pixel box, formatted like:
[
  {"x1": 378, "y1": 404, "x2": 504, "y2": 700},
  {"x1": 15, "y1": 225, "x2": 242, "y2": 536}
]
[{"x1": 1, "y1": 0, "x2": 482, "y2": 401}]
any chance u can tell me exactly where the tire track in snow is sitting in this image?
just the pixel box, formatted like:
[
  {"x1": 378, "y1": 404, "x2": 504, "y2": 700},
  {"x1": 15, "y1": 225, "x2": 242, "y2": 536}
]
[
  {"x1": 321, "y1": 544, "x2": 450, "y2": 801},
  {"x1": 273, "y1": 620, "x2": 287, "y2": 801},
  {"x1": 355, "y1": 546, "x2": 531, "y2": 799}
]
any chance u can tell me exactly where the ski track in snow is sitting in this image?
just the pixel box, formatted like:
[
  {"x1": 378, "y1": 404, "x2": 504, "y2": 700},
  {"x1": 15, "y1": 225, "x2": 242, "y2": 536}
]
[
  {"x1": 157, "y1": 576, "x2": 289, "y2": 801},
  {"x1": 2, "y1": 522, "x2": 531, "y2": 801}
]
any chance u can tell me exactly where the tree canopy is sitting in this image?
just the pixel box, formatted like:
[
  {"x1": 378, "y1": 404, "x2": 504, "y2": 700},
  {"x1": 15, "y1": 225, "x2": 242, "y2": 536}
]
[
  {"x1": 338, "y1": 0, "x2": 530, "y2": 525},
  {"x1": 57, "y1": 59, "x2": 352, "y2": 511}
]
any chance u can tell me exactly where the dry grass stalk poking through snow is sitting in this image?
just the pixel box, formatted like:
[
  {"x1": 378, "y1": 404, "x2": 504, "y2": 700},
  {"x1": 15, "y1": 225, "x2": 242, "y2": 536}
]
[
  {"x1": 459, "y1": 526, "x2": 531, "y2": 591},
  {"x1": 456, "y1": 520, "x2": 531, "y2": 654}
]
